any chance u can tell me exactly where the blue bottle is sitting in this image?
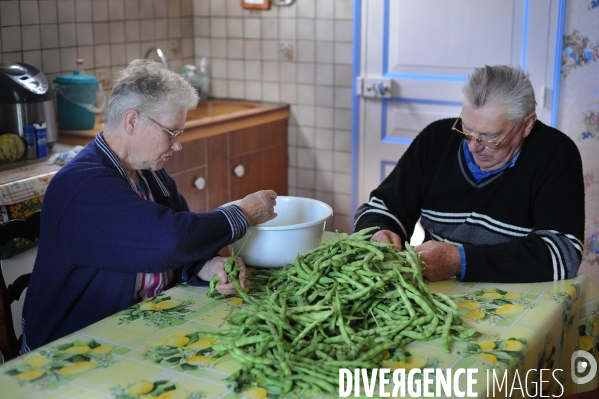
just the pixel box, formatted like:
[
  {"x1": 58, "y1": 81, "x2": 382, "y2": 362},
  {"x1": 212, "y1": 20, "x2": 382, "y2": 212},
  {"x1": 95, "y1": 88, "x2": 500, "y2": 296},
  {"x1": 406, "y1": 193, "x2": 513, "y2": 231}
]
[
  {"x1": 34, "y1": 123, "x2": 48, "y2": 158},
  {"x1": 23, "y1": 125, "x2": 37, "y2": 159}
]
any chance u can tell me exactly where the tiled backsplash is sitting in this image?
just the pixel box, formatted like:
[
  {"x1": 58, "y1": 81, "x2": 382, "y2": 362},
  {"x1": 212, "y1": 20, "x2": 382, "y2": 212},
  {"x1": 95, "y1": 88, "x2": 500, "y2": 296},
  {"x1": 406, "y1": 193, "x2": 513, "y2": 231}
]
[{"x1": 0, "y1": 0, "x2": 355, "y2": 233}]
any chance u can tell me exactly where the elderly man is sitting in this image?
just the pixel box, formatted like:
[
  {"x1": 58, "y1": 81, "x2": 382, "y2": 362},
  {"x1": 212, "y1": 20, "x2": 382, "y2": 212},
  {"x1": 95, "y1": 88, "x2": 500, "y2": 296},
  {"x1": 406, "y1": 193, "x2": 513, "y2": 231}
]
[
  {"x1": 20, "y1": 59, "x2": 277, "y2": 352},
  {"x1": 354, "y1": 65, "x2": 584, "y2": 283}
]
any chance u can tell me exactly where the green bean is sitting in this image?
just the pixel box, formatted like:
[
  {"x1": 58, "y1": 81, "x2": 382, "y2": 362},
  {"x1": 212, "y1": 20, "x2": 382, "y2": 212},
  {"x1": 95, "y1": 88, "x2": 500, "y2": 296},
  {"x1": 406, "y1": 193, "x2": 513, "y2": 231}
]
[
  {"x1": 207, "y1": 227, "x2": 468, "y2": 395},
  {"x1": 441, "y1": 312, "x2": 454, "y2": 353}
]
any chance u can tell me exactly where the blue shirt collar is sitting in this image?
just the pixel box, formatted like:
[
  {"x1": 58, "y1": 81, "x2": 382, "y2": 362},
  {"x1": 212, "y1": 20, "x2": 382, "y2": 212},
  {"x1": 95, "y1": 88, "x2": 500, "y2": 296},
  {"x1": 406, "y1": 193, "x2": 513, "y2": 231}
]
[{"x1": 462, "y1": 141, "x2": 520, "y2": 183}]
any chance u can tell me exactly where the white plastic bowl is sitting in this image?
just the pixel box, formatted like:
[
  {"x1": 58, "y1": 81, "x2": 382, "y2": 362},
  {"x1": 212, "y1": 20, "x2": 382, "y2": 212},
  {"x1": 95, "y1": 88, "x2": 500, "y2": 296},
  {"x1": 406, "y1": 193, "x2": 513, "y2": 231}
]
[{"x1": 227, "y1": 196, "x2": 333, "y2": 268}]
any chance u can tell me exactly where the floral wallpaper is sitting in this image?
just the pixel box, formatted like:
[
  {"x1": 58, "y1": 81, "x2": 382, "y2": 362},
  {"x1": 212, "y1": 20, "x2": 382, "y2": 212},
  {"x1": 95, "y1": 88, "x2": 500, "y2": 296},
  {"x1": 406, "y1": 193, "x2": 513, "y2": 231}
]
[{"x1": 559, "y1": 1, "x2": 599, "y2": 286}]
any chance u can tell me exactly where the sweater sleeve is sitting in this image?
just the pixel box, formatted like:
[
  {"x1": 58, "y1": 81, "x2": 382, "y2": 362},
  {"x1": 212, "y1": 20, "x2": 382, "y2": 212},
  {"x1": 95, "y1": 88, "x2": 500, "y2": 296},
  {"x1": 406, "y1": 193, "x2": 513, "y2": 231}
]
[
  {"x1": 461, "y1": 132, "x2": 585, "y2": 283},
  {"x1": 353, "y1": 122, "x2": 435, "y2": 243},
  {"x1": 46, "y1": 167, "x2": 245, "y2": 275}
]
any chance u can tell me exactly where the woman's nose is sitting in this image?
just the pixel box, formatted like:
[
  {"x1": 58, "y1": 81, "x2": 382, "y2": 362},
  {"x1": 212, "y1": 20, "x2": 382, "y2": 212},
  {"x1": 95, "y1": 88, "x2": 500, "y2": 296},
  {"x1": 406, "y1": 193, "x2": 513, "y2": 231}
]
[{"x1": 170, "y1": 138, "x2": 183, "y2": 151}]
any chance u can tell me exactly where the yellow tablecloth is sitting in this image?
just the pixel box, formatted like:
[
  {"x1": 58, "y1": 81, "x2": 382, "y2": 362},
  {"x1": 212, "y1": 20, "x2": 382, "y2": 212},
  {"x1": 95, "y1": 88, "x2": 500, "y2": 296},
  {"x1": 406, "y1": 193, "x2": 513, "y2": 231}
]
[{"x1": 1, "y1": 275, "x2": 599, "y2": 398}]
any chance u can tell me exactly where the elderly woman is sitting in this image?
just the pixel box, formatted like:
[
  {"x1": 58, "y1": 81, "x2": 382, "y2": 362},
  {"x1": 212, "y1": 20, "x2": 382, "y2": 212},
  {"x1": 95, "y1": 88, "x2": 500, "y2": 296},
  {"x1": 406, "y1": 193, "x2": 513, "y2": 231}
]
[{"x1": 20, "y1": 59, "x2": 277, "y2": 353}]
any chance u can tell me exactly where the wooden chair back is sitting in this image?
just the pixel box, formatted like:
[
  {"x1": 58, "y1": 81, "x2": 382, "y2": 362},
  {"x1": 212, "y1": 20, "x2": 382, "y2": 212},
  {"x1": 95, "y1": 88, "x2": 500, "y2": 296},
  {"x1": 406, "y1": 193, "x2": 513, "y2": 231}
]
[{"x1": 0, "y1": 211, "x2": 40, "y2": 361}]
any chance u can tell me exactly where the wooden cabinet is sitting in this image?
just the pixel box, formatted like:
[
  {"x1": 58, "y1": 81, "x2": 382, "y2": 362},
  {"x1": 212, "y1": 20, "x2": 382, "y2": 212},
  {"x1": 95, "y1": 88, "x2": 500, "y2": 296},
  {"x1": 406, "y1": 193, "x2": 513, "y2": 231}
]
[
  {"x1": 164, "y1": 118, "x2": 288, "y2": 212},
  {"x1": 57, "y1": 100, "x2": 290, "y2": 213}
]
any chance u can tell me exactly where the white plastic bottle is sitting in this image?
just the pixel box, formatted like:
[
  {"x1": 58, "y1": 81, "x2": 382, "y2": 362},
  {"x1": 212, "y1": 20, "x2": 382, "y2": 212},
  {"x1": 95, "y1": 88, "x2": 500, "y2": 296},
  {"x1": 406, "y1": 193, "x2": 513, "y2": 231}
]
[{"x1": 75, "y1": 59, "x2": 85, "y2": 75}]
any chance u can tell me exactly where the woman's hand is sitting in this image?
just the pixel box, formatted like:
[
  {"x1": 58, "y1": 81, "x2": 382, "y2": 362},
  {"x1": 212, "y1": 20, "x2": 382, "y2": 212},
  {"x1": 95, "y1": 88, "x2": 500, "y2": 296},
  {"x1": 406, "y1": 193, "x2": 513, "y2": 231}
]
[
  {"x1": 238, "y1": 190, "x2": 277, "y2": 226},
  {"x1": 197, "y1": 256, "x2": 246, "y2": 295}
]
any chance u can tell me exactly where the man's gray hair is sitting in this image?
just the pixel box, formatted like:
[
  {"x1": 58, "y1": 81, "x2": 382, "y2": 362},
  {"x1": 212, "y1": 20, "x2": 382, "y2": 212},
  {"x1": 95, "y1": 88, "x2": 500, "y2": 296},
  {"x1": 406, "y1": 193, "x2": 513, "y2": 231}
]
[
  {"x1": 103, "y1": 59, "x2": 199, "y2": 130},
  {"x1": 462, "y1": 65, "x2": 536, "y2": 123}
]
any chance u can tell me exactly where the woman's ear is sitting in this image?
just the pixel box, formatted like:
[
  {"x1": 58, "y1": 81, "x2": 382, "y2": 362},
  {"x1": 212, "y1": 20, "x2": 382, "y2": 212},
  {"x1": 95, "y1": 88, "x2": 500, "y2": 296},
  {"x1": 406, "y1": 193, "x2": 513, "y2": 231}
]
[{"x1": 123, "y1": 110, "x2": 139, "y2": 136}]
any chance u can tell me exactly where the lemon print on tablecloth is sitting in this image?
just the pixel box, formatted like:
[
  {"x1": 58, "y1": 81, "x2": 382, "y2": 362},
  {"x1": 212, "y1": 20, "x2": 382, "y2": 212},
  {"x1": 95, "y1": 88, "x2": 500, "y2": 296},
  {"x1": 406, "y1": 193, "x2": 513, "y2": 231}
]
[
  {"x1": 459, "y1": 300, "x2": 481, "y2": 310},
  {"x1": 14, "y1": 369, "x2": 45, "y2": 381},
  {"x1": 142, "y1": 331, "x2": 218, "y2": 371},
  {"x1": 24, "y1": 355, "x2": 51, "y2": 368},
  {"x1": 476, "y1": 338, "x2": 496, "y2": 350},
  {"x1": 576, "y1": 312, "x2": 599, "y2": 358},
  {"x1": 117, "y1": 293, "x2": 194, "y2": 328},
  {"x1": 382, "y1": 355, "x2": 429, "y2": 370},
  {"x1": 92, "y1": 344, "x2": 115, "y2": 354},
  {"x1": 189, "y1": 338, "x2": 217, "y2": 351},
  {"x1": 158, "y1": 389, "x2": 189, "y2": 399},
  {"x1": 156, "y1": 299, "x2": 182, "y2": 310},
  {"x1": 504, "y1": 339, "x2": 525, "y2": 352},
  {"x1": 59, "y1": 361, "x2": 97, "y2": 375},
  {"x1": 566, "y1": 284, "x2": 578, "y2": 299},
  {"x1": 481, "y1": 292, "x2": 503, "y2": 300},
  {"x1": 380, "y1": 353, "x2": 441, "y2": 394},
  {"x1": 4, "y1": 338, "x2": 116, "y2": 390},
  {"x1": 464, "y1": 310, "x2": 486, "y2": 320},
  {"x1": 552, "y1": 282, "x2": 580, "y2": 304},
  {"x1": 166, "y1": 335, "x2": 190, "y2": 347},
  {"x1": 140, "y1": 302, "x2": 157, "y2": 311},
  {"x1": 186, "y1": 355, "x2": 214, "y2": 366},
  {"x1": 244, "y1": 386, "x2": 268, "y2": 399},
  {"x1": 111, "y1": 379, "x2": 205, "y2": 399},
  {"x1": 495, "y1": 304, "x2": 524, "y2": 317},
  {"x1": 477, "y1": 353, "x2": 499, "y2": 365},
  {"x1": 65, "y1": 344, "x2": 91, "y2": 354},
  {"x1": 465, "y1": 336, "x2": 528, "y2": 371},
  {"x1": 456, "y1": 288, "x2": 533, "y2": 325},
  {"x1": 128, "y1": 379, "x2": 155, "y2": 395}
]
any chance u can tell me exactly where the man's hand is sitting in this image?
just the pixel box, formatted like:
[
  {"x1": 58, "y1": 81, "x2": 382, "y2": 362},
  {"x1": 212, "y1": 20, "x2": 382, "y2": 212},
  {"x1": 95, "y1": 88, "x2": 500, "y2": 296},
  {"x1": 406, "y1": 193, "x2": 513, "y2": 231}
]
[
  {"x1": 414, "y1": 240, "x2": 461, "y2": 281},
  {"x1": 238, "y1": 190, "x2": 277, "y2": 226},
  {"x1": 371, "y1": 229, "x2": 403, "y2": 251},
  {"x1": 197, "y1": 256, "x2": 246, "y2": 295}
]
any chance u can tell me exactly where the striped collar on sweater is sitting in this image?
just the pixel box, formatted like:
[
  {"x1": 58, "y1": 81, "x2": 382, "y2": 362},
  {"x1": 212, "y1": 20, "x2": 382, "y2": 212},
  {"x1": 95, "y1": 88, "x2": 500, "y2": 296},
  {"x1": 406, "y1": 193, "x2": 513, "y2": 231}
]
[{"x1": 94, "y1": 131, "x2": 171, "y2": 198}]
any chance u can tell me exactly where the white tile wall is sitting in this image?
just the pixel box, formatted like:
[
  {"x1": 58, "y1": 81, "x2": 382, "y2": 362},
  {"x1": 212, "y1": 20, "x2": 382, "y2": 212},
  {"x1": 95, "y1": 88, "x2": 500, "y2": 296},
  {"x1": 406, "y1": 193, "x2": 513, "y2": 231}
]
[
  {"x1": 0, "y1": 0, "x2": 195, "y2": 84},
  {"x1": 0, "y1": 0, "x2": 356, "y2": 233}
]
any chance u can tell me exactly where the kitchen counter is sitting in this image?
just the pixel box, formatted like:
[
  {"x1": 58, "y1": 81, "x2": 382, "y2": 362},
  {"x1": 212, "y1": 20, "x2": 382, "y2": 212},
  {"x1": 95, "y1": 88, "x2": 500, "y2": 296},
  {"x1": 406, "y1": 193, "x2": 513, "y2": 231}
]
[
  {"x1": 0, "y1": 143, "x2": 75, "y2": 206},
  {"x1": 56, "y1": 99, "x2": 290, "y2": 146}
]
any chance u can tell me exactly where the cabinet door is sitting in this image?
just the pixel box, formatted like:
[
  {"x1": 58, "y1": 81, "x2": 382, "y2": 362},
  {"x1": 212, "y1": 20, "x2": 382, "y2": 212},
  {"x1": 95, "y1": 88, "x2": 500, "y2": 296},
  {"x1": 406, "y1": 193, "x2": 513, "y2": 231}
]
[
  {"x1": 165, "y1": 139, "x2": 206, "y2": 174},
  {"x1": 171, "y1": 167, "x2": 208, "y2": 212},
  {"x1": 206, "y1": 133, "x2": 229, "y2": 210},
  {"x1": 228, "y1": 120, "x2": 288, "y2": 201},
  {"x1": 229, "y1": 144, "x2": 287, "y2": 201},
  {"x1": 164, "y1": 139, "x2": 208, "y2": 212}
]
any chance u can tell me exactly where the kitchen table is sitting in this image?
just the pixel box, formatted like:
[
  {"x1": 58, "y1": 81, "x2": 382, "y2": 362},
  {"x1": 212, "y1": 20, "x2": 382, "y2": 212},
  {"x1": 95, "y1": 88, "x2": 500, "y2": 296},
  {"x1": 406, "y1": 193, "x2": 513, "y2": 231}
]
[{"x1": 1, "y1": 260, "x2": 599, "y2": 398}]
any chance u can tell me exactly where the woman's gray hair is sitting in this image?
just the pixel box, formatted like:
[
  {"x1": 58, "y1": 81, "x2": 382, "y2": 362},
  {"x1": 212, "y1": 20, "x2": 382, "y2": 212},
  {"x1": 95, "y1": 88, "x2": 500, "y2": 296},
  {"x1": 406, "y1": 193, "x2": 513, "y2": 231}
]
[
  {"x1": 103, "y1": 59, "x2": 199, "y2": 130},
  {"x1": 462, "y1": 65, "x2": 536, "y2": 123}
]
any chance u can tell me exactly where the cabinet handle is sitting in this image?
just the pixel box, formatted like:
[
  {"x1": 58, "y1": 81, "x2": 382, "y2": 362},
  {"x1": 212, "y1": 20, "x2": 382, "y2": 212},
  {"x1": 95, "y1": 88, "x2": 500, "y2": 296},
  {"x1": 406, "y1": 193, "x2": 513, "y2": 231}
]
[
  {"x1": 233, "y1": 164, "x2": 245, "y2": 177},
  {"x1": 194, "y1": 177, "x2": 206, "y2": 190}
]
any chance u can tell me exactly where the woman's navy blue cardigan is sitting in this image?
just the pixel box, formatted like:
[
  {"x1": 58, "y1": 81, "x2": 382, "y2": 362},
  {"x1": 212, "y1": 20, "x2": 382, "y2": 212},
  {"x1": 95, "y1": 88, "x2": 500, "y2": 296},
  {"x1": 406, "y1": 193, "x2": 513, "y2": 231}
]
[{"x1": 20, "y1": 133, "x2": 248, "y2": 352}]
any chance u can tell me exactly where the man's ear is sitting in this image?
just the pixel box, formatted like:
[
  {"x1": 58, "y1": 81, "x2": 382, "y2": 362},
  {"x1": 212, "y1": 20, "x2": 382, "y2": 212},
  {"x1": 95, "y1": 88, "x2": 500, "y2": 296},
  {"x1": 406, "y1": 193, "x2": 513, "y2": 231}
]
[
  {"x1": 522, "y1": 112, "x2": 537, "y2": 138},
  {"x1": 123, "y1": 110, "x2": 139, "y2": 136}
]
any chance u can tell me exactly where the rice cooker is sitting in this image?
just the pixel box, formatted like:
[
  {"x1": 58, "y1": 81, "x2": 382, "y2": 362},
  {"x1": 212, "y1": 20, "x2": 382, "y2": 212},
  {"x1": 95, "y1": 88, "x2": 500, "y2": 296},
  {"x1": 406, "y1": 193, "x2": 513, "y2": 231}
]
[{"x1": 0, "y1": 62, "x2": 58, "y2": 148}]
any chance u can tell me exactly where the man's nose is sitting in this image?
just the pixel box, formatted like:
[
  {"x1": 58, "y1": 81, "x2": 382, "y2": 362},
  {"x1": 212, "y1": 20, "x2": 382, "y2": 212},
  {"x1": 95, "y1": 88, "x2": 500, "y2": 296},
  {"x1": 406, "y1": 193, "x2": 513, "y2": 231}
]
[{"x1": 468, "y1": 138, "x2": 484, "y2": 151}]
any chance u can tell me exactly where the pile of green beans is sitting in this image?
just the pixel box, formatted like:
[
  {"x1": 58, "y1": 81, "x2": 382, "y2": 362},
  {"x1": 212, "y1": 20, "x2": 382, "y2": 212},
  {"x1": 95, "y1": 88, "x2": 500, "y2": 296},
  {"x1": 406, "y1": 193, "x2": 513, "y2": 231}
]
[{"x1": 205, "y1": 227, "x2": 476, "y2": 396}]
